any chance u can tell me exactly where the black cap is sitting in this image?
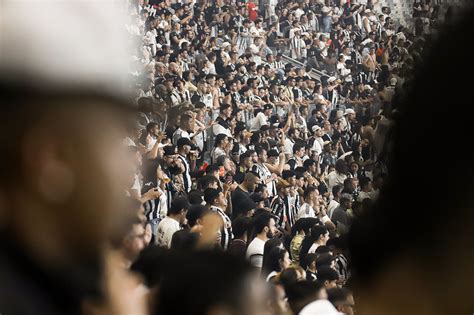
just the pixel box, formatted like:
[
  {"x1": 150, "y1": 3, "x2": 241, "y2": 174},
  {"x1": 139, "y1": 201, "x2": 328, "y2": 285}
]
[
  {"x1": 260, "y1": 124, "x2": 270, "y2": 132},
  {"x1": 177, "y1": 137, "x2": 193, "y2": 148},
  {"x1": 317, "y1": 266, "x2": 339, "y2": 282},
  {"x1": 163, "y1": 145, "x2": 177, "y2": 156},
  {"x1": 263, "y1": 104, "x2": 273, "y2": 111},
  {"x1": 267, "y1": 149, "x2": 279, "y2": 157}
]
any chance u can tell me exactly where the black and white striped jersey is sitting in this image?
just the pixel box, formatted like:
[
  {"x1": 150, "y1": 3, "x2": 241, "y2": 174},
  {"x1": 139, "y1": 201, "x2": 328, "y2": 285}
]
[{"x1": 211, "y1": 206, "x2": 233, "y2": 251}]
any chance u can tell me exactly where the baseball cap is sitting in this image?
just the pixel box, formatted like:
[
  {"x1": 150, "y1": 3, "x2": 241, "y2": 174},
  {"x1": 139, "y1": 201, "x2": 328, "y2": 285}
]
[
  {"x1": 177, "y1": 137, "x2": 194, "y2": 148},
  {"x1": 263, "y1": 104, "x2": 274, "y2": 111},
  {"x1": 344, "y1": 108, "x2": 356, "y2": 115},
  {"x1": 267, "y1": 149, "x2": 280, "y2": 157},
  {"x1": 163, "y1": 145, "x2": 177, "y2": 156},
  {"x1": 312, "y1": 125, "x2": 322, "y2": 132}
]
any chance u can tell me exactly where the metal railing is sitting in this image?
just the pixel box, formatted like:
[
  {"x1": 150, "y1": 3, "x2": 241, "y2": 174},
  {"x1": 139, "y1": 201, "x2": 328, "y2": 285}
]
[{"x1": 281, "y1": 54, "x2": 325, "y2": 81}]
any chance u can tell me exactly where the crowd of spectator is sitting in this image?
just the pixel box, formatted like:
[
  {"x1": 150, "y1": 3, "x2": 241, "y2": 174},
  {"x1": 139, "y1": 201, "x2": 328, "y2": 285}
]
[{"x1": 119, "y1": 0, "x2": 445, "y2": 314}]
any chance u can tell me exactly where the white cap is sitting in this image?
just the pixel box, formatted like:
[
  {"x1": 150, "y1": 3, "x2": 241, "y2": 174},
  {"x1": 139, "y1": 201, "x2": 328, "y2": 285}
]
[
  {"x1": 0, "y1": 0, "x2": 136, "y2": 99},
  {"x1": 322, "y1": 6, "x2": 330, "y2": 13},
  {"x1": 312, "y1": 125, "x2": 322, "y2": 132},
  {"x1": 390, "y1": 77, "x2": 398, "y2": 86},
  {"x1": 345, "y1": 108, "x2": 356, "y2": 115},
  {"x1": 299, "y1": 300, "x2": 343, "y2": 315},
  {"x1": 328, "y1": 76, "x2": 337, "y2": 83},
  {"x1": 221, "y1": 42, "x2": 232, "y2": 49}
]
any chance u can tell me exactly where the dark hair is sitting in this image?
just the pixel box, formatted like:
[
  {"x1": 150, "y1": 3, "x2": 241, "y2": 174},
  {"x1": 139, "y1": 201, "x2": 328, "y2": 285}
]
[
  {"x1": 305, "y1": 253, "x2": 318, "y2": 268},
  {"x1": 214, "y1": 133, "x2": 228, "y2": 147},
  {"x1": 169, "y1": 196, "x2": 190, "y2": 215},
  {"x1": 146, "y1": 122, "x2": 159, "y2": 133},
  {"x1": 186, "y1": 204, "x2": 209, "y2": 228},
  {"x1": 285, "y1": 281, "x2": 325, "y2": 315},
  {"x1": 332, "y1": 185, "x2": 342, "y2": 196},
  {"x1": 130, "y1": 245, "x2": 170, "y2": 287},
  {"x1": 317, "y1": 266, "x2": 339, "y2": 282},
  {"x1": 170, "y1": 230, "x2": 198, "y2": 251},
  {"x1": 232, "y1": 216, "x2": 252, "y2": 239},
  {"x1": 292, "y1": 143, "x2": 305, "y2": 154},
  {"x1": 203, "y1": 187, "x2": 221, "y2": 205},
  {"x1": 359, "y1": 176, "x2": 371, "y2": 190},
  {"x1": 335, "y1": 159, "x2": 348, "y2": 174},
  {"x1": 311, "y1": 225, "x2": 328, "y2": 240},
  {"x1": 187, "y1": 190, "x2": 204, "y2": 205},
  {"x1": 262, "y1": 246, "x2": 288, "y2": 279},
  {"x1": 327, "y1": 287, "x2": 352, "y2": 308},
  {"x1": 304, "y1": 186, "x2": 317, "y2": 199},
  {"x1": 197, "y1": 175, "x2": 220, "y2": 190},
  {"x1": 252, "y1": 212, "x2": 274, "y2": 234},
  {"x1": 154, "y1": 250, "x2": 253, "y2": 315}
]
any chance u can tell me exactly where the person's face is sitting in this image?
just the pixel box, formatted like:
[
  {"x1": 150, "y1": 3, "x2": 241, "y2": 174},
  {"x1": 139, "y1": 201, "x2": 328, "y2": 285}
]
[
  {"x1": 183, "y1": 144, "x2": 191, "y2": 154},
  {"x1": 248, "y1": 177, "x2": 259, "y2": 192},
  {"x1": 267, "y1": 218, "x2": 277, "y2": 238},
  {"x1": 339, "y1": 295, "x2": 355, "y2": 315},
  {"x1": 224, "y1": 158, "x2": 234, "y2": 173},
  {"x1": 322, "y1": 232, "x2": 330, "y2": 244},
  {"x1": 297, "y1": 177, "x2": 304, "y2": 188},
  {"x1": 224, "y1": 107, "x2": 232, "y2": 118},
  {"x1": 218, "y1": 192, "x2": 228, "y2": 208},
  {"x1": 273, "y1": 284, "x2": 289, "y2": 315},
  {"x1": 351, "y1": 163, "x2": 359, "y2": 173},
  {"x1": 296, "y1": 147, "x2": 305, "y2": 158},
  {"x1": 251, "y1": 152, "x2": 258, "y2": 164},
  {"x1": 294, "y1": 129, "x2": 300, "y2": 138},
  {"x1": 287, "y1": 176, "x2": 296, "y2": 186},
  {"x1": 281, "y1": 251, "x2": 291, "y2": 270},
  {"x1": 281, "y1": 186, "x2": 290, "y2": 196},
  {"x1": 124, "y1": 223, "x2": 146, "y2": 261},
  {"x1": 29, "y1": 105, "x2": 133, "y2": 259},
  {"x1": 164, "y1": 154, "x2": 176, "y2": 166},
  {"x1": 259, "y1": 151, "x2": 267, "y2": 163}
]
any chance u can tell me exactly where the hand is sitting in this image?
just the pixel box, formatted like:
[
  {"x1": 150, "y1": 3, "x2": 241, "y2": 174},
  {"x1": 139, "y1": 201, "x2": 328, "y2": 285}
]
[{"x1": 144, "y1": 187, "x2": 162, "y2": 199}]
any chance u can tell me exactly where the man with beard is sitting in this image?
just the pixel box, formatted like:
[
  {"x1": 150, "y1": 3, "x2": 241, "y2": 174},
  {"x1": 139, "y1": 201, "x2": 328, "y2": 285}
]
[{"x1": 246, "y1": 212, "x2": 278, "y2": 269}]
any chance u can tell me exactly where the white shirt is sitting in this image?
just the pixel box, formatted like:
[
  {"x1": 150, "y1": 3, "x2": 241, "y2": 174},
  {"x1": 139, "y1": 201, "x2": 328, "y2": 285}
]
[
  {"x1": 246, "y1": 237, "x2": 266, "y2": 268},
  {"x1": 283, "y1": 138, "x2": 295, "y2": 156},
  {"x1": 308, "y1": 243, "x2": 320, "y2": 254},
  {"x1": 327, "y1": 199, "x2": 340, "y2": 219},
  {"x1": 156, "y1": 217, "x2": 181, "y2": 248},
  {"x1": 297, "y1": 203, "x2": 315, "y2": 220},
  {"x1": 172, "y1": 128, "x2": 191, "y2": 146},
  {"x1": 327, "y1": 171, "x2": 347, "y2": 190},
  {"x1": 250, "y1": 112, "x2": 268, "y2": 131},
  {"x1": 212, "y1": 124, "x2": 232, "y2": 138},
  {"x1": 311, "y1": 137, "x2": 323, "y2": 155}
]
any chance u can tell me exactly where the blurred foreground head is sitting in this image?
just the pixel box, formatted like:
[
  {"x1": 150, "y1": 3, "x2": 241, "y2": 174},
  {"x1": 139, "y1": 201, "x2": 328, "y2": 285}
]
[
  {"x1": 349, "y1": 7, "x2": 474, "y2": 315},
  {"x1": 154, "y1": 250, "x2": 268, "y2": 315},
  {"x1": 0, "y1": 0, "x2": 136, "y2": 313}
]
